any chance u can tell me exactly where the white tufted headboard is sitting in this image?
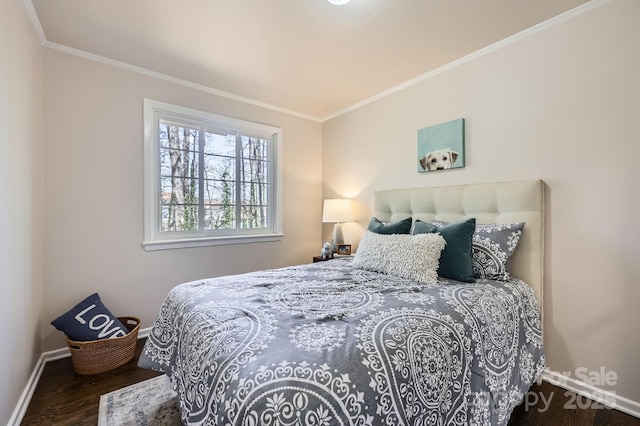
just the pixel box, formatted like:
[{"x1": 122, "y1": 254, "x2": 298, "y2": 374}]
[{"x1": 373, "y1": 179, "x2": 545, "y2": 316}]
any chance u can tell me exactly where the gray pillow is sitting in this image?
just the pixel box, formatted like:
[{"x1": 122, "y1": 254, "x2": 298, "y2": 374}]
[
  {"x1": 432, "y1": 221, "x2": 524, "y2": 281},
  {"x1": 352, "y1": 231, "x2": 446, "y2": 285}
]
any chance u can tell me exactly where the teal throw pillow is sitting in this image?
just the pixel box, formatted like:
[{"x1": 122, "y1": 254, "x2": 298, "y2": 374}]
[
  {"x1": 367, "y1": 217, "x2": 412, "y2": 234},
  {"x1": 432, "y1": 220, "x2": 525, "y2": 281},
  {"x1": 414, "y1": 218, "x2": 476, "y2": 283}
]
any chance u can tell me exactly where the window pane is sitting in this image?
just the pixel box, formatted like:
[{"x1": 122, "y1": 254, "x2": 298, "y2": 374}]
[
  {"x1": 241, "y1": 182, "x2": 269, "y2": 205},
  {"x1": 160, "y1": 177, "x2": 199, "y2": 205},
  {"x1": 204, "y1": 131, "x2": 236, "y2": 156},
  {"x1": 204, "y1": 179, "x2": 236, "y2": 205},
  {"x1": 240, "y1": 206, "x2": 269, "y2": 229},
  {"x1": 160, "y1": 149, "x2": 172, "y2": 177},
  {"x1": 241, "y1": 135, "x2": 269, "y2": 185},
  {"x1": 160, "y1": 205, "x2": 199, "y2": 232},
  {"x1": 241, "y1": 159, "x2": 269, "y2": 184},
  {"x1": 204, "y1": 154, "x2": 235, "y2": 181},
  {"x1": 159, "y1": 122, "x2": 199, "y2": 203},
  {"x1": 241, "y1": 136, "x2": 269, "y2": 159},
  {"x1": 160, "y1": 150, "x2": 199, "y2": 179},
  {"x1": 159, "y1": 122, "x2": 199, "y2": 152},
  {"x1": 204, "y1": 205, "x2": 236, "y2": 230}
]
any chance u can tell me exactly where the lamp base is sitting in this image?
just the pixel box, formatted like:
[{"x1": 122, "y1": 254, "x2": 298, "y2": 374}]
[{"x1": 331, "y1": 223, "x2": 344, "y2": 254}]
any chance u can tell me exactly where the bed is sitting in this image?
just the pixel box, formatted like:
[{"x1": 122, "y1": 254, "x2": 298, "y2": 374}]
[{"x1": 138, "y1": 179, "x2": 546, "y2": 425}]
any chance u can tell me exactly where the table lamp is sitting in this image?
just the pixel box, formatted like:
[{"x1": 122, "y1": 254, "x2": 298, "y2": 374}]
[{"x1": 322, "y1": 198, "x2": 353, "y2": 253}]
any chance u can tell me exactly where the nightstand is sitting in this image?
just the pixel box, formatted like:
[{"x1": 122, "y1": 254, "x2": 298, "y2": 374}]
[{"x1": 313, "y1": 254, "x2": 353, "y2": 262}]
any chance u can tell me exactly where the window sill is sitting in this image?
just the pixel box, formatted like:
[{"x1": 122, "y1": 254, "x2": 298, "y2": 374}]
[{"x1": 143, "y1": 233, "x2": 284, "y2": 251}]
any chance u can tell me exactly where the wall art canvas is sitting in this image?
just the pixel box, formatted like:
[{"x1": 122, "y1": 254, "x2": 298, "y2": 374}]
[{"x1": 417, "y1": 118, "x2": 465, "y2": 173}]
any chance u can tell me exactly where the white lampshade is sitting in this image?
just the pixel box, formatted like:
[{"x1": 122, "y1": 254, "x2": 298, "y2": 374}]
[{"x1": 322, "y1": 198, "x2": 353, "y2": 223}]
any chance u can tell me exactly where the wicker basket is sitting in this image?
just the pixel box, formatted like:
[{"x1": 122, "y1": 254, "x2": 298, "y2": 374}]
[{"x1": 67, "y1": 316, "x2": 140, "y2": 375}]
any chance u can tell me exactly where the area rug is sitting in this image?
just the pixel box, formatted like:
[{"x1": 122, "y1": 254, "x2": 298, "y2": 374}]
[{"x1": 98, "y1": 374, "x2": 181, "y2": 426}]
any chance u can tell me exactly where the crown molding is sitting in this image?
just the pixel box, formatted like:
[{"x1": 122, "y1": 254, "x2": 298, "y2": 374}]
[
  {"x1": 43, "y1": 41, "x2": 323, "y2": 122},
  {"x1": 22, "y1": 0, "x2": 611, "y2": 120},
  {"x1": 22, "y1": 0, "x2": 45, "y2": 44},
  {"x1": 322, "y1": 0, "x2": 611, "y2": 121}
]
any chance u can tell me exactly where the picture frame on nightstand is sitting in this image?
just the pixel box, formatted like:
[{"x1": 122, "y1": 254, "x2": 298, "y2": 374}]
[{"x1": 337, "y1": 244, "x2": 352, "y2": 255}]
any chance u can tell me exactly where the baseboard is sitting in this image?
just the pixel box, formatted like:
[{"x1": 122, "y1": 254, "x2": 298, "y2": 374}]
[
  {"x1": 8, "y1": 326, "x2": 152, "y2": 426},
  {"x1": 542, "y1": 368, "x2": 640, "y2": 419},
  {"x1": 7, "y1": 353, "x2": 47, "y2": 426}
]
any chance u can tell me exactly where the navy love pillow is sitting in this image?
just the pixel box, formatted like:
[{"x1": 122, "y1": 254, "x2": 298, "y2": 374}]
[{"x1": 51, "y1": 293, "x2": 128, "y2": 341}]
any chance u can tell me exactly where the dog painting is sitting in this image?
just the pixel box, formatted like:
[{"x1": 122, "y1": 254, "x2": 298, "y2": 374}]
[
  {"x1": 420, "y1": 149, "x2": 459, "y2": 171},
  {"x1": 417, "y1": 118, "x2": 465, "y2": 173}
]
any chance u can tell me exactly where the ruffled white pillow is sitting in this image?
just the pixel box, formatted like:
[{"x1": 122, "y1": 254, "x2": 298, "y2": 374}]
[{"x1": 352, "y1": 231, "x2": 445, "y2": 284}]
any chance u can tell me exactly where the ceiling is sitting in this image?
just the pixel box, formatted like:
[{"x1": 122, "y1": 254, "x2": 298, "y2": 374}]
[{"x1": 29, "y1": 0, "x2": 591, "y2": 120}]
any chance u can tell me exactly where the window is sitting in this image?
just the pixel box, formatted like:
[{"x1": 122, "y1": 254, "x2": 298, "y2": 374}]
[{"x1": 143, "y1": 99, "x2": 282, "y2": 251}]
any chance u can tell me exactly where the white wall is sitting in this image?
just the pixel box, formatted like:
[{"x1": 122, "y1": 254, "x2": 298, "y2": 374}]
[
  {"x1": 0, "y1": 0, "x2": 43, "y2": 423},
  {"x1": 323, "y1": 0, "x2": 640, "y2": 405},
  {"x1": 41, "y1": 50, "x2": 323, "y2": 351}
]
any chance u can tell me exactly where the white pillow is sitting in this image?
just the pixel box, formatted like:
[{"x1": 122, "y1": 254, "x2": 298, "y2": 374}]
[{"x1": 352, "y1": 231, "x2": 446, "y2": 284}]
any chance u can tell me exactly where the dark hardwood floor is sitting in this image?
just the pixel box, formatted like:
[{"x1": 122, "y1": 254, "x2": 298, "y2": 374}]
[
  {"x1": 22, "y1": 339, "x2": 161, "y2": 425},
  {"x1": 507, "y1": 381, "x2": 640, "y2": 426},
  {"x1": 22, "y1": 338, "x2": 640, "y2": 425}
]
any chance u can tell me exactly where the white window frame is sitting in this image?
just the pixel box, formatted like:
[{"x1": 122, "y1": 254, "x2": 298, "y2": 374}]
[{"x1": 143, "y1": 99, "x2": 283, "y2": 251}]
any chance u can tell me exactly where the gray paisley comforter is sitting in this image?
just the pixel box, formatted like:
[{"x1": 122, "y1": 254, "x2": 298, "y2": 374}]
[{"x1": 138, "y1": 257, "x2": 545, "y2": 425}]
